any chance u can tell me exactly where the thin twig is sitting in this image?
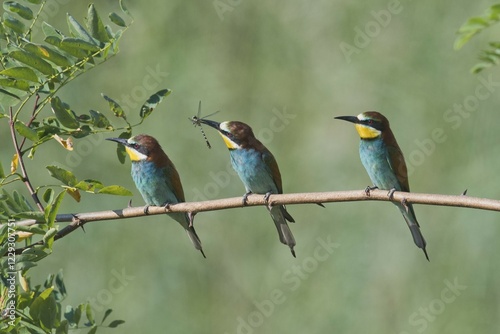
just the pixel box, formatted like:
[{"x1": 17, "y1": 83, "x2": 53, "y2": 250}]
[
  {"x1": 8, "y1": 107, "x2": 44, "y2": 212},
  {"x1": 7, "y1": 189, "x2": 500, "y2": 254}
]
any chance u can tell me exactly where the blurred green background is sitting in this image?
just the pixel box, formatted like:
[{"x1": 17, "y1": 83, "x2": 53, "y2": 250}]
[{"x1": 3, "y1": 0, "x2": 500, "y2": 332}]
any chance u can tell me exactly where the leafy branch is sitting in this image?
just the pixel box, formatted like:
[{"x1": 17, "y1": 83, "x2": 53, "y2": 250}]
[
  {"x1": 455, "y1": 3, "x2": 500, "y2": 73},
  {"x1": 0, "y1": 1, "x2": 145, "y2": 332}
]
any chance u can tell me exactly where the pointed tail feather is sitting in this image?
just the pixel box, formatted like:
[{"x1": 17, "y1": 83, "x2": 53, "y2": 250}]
[
  {"x1": 186, "y1": 227, "x2": 206, "y2": 258},
  {"x1": 269, "y1": 206, "x2": 296, "y2": 257},
  {"x1": 168, "y1": 212, "x2": 206, "y2": 258},
  {"x1": 397, "y1": 203, "x2": 429, "y2": 261}
]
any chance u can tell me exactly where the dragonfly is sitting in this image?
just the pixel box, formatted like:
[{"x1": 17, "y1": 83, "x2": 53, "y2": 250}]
[{"x1": 189, "y1": 101, "x2": 220, "y2": 149}]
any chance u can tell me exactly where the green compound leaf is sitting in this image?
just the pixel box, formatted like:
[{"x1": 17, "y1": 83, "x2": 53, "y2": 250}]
[
  {"x1": 139, "y1": 89, "x2": 171, "y2": 119},
  {"x1": 51, "y1": 96, "x2": 80, "y2": 129},
  {"x1": 3, "y1": 1, "x2": 34, "y2": 20}
]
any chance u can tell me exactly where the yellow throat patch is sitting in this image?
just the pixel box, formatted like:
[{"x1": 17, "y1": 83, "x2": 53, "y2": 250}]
[
  {"x1": 125, "y1": 146, "x2": 147, "y2": 161},
  {"x1": 219, "y1": 132, "x2": 240, "y2": 149},
  {"x1": 355, "y1": 124, "x2": 381, "y2": 139}
]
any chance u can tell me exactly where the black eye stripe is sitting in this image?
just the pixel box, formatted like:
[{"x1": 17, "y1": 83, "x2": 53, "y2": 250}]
[
  {"x1": 363, "y1": 119, "x2": 383, "y2": 130},
  {"x1": 222, "y1": 130, "x2": 233, "y2": 138}
]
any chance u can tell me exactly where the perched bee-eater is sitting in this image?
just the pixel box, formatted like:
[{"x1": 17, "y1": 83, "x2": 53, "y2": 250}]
[
  {"x1": 335, "y1": 112, "x2": 429, "y2": 261},
  {"x1": 197, "y1": 119, "x2": 297, "y2": 257},
  {"x1": 106, "y1": 134, "x2": 205, "y2": 258}
]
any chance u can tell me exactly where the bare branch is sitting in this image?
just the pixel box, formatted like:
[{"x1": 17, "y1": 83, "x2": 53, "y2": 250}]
[{"x1": 7, "y1": 189, "x2": 500, "y2": 255}]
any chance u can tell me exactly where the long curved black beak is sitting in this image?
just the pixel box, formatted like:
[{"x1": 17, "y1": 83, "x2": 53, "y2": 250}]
[
  {"x1": 198, "y1": 119, "x2": 220, "y2": 130},
  {"x1": 334, "y1": 116, "x2": 360, "y2": 124},
  {"x1": 106, "y1": 137, "x2": 129, "y2": 146}
]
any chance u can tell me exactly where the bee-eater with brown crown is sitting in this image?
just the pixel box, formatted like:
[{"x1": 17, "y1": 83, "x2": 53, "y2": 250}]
[
  {"x1": 335, "y1": 112, "x2": 429, "y2": 261},
  {"x1": 107, "y1": 134, "x2": 206, "y2": 258},
  {"x1": 197, "y1": 119, "x2": 297, "y2": 257}
]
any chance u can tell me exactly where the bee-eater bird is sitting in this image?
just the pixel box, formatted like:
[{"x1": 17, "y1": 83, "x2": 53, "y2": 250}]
[
  {"x1": 335, "y1": 112, "x2": 429, "y2": 261},
  {"x1": 197, "y1": 119, "x2": 297, "y2": 257},
  {"x1": 106, "y1": 134, "x2": 206, "y2": 258}
]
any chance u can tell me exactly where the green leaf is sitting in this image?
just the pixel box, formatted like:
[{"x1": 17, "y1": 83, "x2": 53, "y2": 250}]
[
  {"x1": 460, "y1": 17, "x2": 490, "y2": 31},
  {"x1": 0, "y1": 78, "x2": 30, "y2": 91},
  {"x1": 3, "y1": 1, "x2": 34, "y2": 20},
  {"x1": 108, "y1": 320, "x2": 125, "y2": 328},
  {"x1": 140, "y1": 89, "x2": 171, "y2": 119},
  {"x1": 45, "y1": 190, "x2": 65, "y2": 227},
  {"x1": 17, "y1": 249, "x2": 48, "y2": 263},
  {"x1": 42, "y1": 227, "x2": 58, "y2": 248},
  {"x1": 46, "y1": 166, "x2": 78, "y2": 187},
  {"x1": 471, "y1": 62, "x2": 490, "y2": 73},
  {"x1": 16, "y1": 260, "x2": 37, "y2": 272},
  {"x1": 74, "y1": 179, "x2": 104, "y2": 192},
  {"x1": 86, "y1": 303, "x2": 95, "y2": 325},
  {"x1": 120, "y1": 0, "x2": 132, "y2": 18},
  {"x1": 87, "y1": 326, "x2": 98, "y2": 334},
  {"x1": 16, "y1": 224, "x2": 47, "y2": 234},
  {"x1": 56, "y1": 320, "x2": 69, "y2": 334},
  {"x1": 12, "y1": 211, "x2": 45, "y2": 221},
  {"x1": 86, "y1": 4, "x2": 110, "y2": 43},
  {"x1": 102, "y1": 94, "x2": 126, "y2": 118},
  {"x1": 70, "y1": 124, "x2": 92, "y2": 138},
  {"x1": 101, "y1": 309, "x2": 113, "y2": 325},
  {"x1": 42, "y1": 22, "x2": 63, "y2": 38},
  {"x1": 77, "y1": 114, "x2": 92, "y2": 123},
  {"x1": 20, "y1": 247, "x2": 49, "y2": 259},
  {"x1": 98, "y1": 185, "x2": 132, "y2": 196},
  {"x1": 1, "y1": 189, "x2": 21, "y2": 212},
  {"x1": 24, "y1": 43, "x2": 74, "y2": 68},
  {"x1": 51, "y1": 96, "x2": 80, "y2": 129},
  {"x1": 0, "y1": 88, "x2": 21, "y2": 103},
  {"x1": 74, "y1": 303, "x2": 85, "y2": 326},
  {"x1": 0, "y1": 66, "x2": 39, "y2": 82},
  {"x1": 30, "y1": 287, "x2": 57, "y2": 330},
  {"x1": 109, "y1": 28, "x2": 123, "y2": 53},
  {"x1": 64, "y1": 306, "x2": 75, "y2": 325},
  {"x1": 13, "y1": 190, "x2": 32, "y2": 211},
  {"x1": 67, "y1": 13, "x2": 98, "y2": 46},
  {"x1": 45, "y1": 36, "x2": 89, "y2": 60},
  {"x1": 109, "y1": 12, "x2": 126, "y2": 27},
  {"x1": 61, "y1": 37, "x2": 101, "y2": 52},
  {"x1": 55, "y1": 270, "x2": 67, "y2": 299},
  {"x1": 3, "y1": 12, "x2": 25, "y2": 34},
  {"x1": 15, "y1": 120, "x2": 38, "y2": 141},
  {"x1": 89, "y1": 109, "x2": 111, "y2": 128},
  {"x1": 9, "y1": 50, "x2": 56, "y2": 76},
  {"x1": 43, "y1": 188, "x2": 54, "y2": 204},
  {"x1": 116, "y1": 130, "x2": 131, "y2": 164}
]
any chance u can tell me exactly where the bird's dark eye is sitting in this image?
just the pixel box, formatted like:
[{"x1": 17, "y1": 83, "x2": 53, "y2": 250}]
[
  {"x1": 131, "y1": 143, "x2": 140, "y2": 150},
  {"x1": 367, "y1": 119, "x2": 373, "y2": 125}
]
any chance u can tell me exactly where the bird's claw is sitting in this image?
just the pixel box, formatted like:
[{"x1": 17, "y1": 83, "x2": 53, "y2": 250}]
[
  {"x1": 162, "y1": 202, "x2": 172, "y2": 212},
  {"x1": 188, "y1": 212, "x2": 196, "y2": 228},
  {"x1": 264, "y1": 192, "x2": 274, "y2": 210},
  {"x1": 387, "y1": 188, "x2": 397, "y2": 200},
  {"x1": 242, "y1": 191, "x2": 252, "y2": 206},
  {"x1": 364, "y1": 185, "x2": 378, "y2": 196},
  {"x1": 401, "y1": 198, "x2": 410, "y2": 213},
  {"x1": 143, "y1": 205, "x2": 151, "y2": 215}
]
